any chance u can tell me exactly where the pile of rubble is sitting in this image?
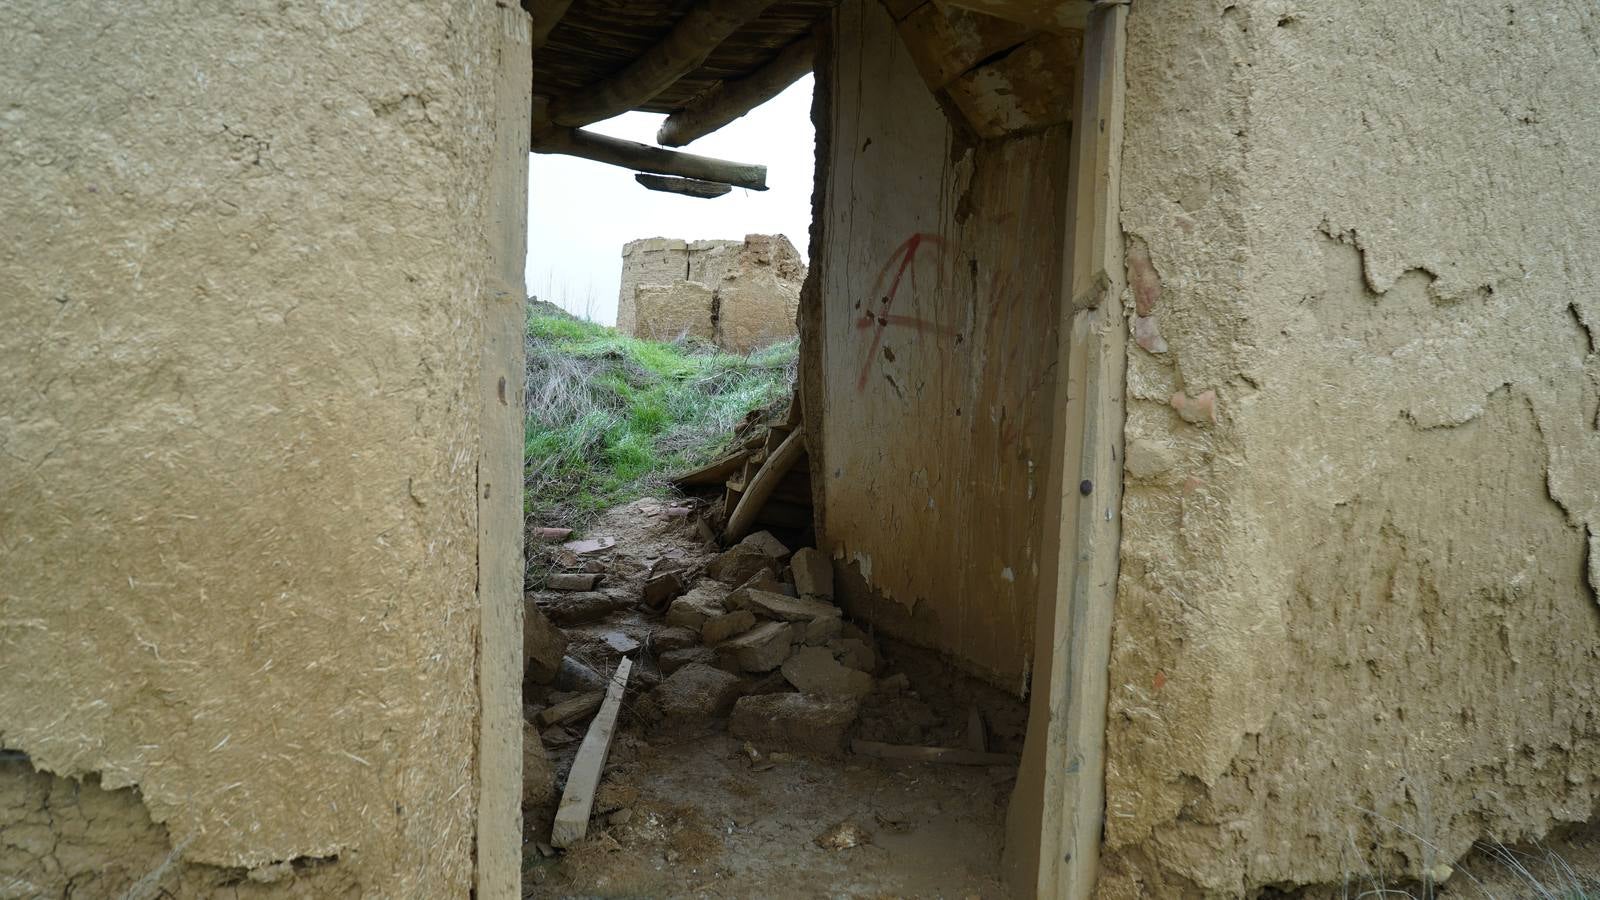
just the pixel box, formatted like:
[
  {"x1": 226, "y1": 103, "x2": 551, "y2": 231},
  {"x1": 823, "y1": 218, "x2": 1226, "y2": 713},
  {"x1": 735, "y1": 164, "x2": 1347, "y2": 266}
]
[
  {"x1": 674, "y1": 387, "x2": 812, "y2": 542},
  {"x1": 523, "y1": 510, "x2": 1025, "y2": 851},
  {"x1": 639, "y1": 532, "x2": 875, "y2": 755},
  {"x1": 527, "y1": 527, "x2": 893, "y2": 763}
]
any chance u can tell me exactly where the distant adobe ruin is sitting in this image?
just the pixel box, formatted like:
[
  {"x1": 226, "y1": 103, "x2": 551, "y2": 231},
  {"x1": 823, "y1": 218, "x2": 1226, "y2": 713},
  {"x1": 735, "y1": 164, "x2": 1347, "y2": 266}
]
[{"x1": 617, "y1": 233, "x2": 804, "y2": 353}]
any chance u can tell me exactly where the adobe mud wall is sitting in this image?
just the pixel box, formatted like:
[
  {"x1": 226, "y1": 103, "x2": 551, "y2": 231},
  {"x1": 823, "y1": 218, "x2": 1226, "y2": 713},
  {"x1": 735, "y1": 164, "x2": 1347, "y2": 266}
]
[
  {"x1": 0, "y1": 1, "x2": 516, "y2": 895},
  {"x1": 618, "y1": 234, "x2": 804, "y2": 352},
  {"x1": 1101, "y1": 1, "x2": 1600, "y2": 895},
  {"x1": 618, "y1": 237, "x2": 740, "y2": 336},
  {"x1": 810, "y1": 0, "x2": 1069, "y2": 690}
]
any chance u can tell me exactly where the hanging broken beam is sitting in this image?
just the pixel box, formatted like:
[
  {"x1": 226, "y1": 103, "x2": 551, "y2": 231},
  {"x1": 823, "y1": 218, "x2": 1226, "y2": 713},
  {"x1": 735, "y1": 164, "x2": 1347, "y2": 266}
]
[
  {"x1": 657, "y1": 36, "x2": 815, "y2": 147},
  {"x1": 531, "y1": 126, "x2": 768, "y2": 190},
  {"x1": 545, "y1": 0, "x2": 781, "y2": 128},
  {"x1": 634, "y1": 173, "x2": 734, "y2": 198}
]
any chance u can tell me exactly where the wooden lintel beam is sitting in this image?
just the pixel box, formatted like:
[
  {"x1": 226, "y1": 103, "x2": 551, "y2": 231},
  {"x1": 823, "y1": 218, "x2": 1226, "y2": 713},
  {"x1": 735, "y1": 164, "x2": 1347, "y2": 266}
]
[
  {"x1": 634, "y1": 173, "x2": 734, "y2": 198},
  {"x1": 656, "y1": 36, "x2": 815, "y2": 147},
  {"x1": 940, "y1": 0, "x2": 1094, "y2": 32},
  {"x1": 531, "y1": 127, "x2": 768, "y2": 190},
  {"x1": 546, "y1": 0, "x2": 780, "y2": 128}
]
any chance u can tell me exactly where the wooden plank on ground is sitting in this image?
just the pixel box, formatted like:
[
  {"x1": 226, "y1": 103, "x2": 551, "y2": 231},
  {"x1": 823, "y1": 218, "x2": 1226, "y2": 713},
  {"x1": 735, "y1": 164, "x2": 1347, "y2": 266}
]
[
  {"x1": 966, "y1": 706, "x2": 988, "y2": 753},
  {"x1": 852, "y1": 739, "x2": 1018, "y2": 767},
  {"x1": 550, "y1": 658, "x2": 634, "y2": 847},
  {"x1": 536, "y1": 691, "x2": 604, "y2": 727}
]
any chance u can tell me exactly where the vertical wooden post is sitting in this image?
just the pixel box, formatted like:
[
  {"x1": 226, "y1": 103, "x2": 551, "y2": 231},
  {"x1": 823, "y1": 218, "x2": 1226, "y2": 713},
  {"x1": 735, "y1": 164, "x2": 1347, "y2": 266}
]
[
  {"x1": 1004, "y1": 4, "x2": 1127, "y2": 898},
  {"x1": 478, "y1": 3, "x2": 532, "y2": 897}
]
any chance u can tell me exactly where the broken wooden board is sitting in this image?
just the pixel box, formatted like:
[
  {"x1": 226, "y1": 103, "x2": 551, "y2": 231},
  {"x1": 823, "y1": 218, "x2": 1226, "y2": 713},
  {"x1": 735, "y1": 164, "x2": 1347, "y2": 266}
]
[
  {"x1": 725, "y1": 426, "x2": 806, "y2": 541},
  {"x1": 851, "y1": 739, "x2": 1018, "y2": 767},
  {"x1": 940, "y1": 0, "x2": 1093, "y2": 32},
  {"x1": 635, "y1": 173, "x2": 733, "y2": 198},
  {"x1": 673, "y1": 448, "x2": 750, "y2": 487},
  {"x1": 536, "y1": 691, "x2": 604, "y2": 727},
  {"x1": 551, "y1": 657, "x2": 634, "y2": 847}
]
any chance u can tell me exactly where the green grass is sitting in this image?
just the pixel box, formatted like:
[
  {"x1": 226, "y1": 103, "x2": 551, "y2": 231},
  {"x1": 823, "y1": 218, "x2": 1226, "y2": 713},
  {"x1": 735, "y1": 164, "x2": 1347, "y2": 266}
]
[{"x1": 522, "y1": 307, "x2": 796, "y2": 531}]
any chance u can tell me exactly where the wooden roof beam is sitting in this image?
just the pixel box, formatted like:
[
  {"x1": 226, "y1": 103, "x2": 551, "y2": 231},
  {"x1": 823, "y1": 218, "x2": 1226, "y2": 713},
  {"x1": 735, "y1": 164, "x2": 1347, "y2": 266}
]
[
  {"x1": 526, "y1": 0, "x2": 573, "y2": 50},
  {"x1": 656, "y1": 35, "x2": 815, "y2": 147},
  {"x1": 545, "y1": 0, "x2": 781, "y2": 128},
  {"x1": 531, "y1": 126, "x2": 768, "y2": 190},
  {"x1": 634, "y1": 174, "x2": 734, "y2": 198},
  {"x1": 937, "y1": 0, "x2": 1096, "y2": 33}
]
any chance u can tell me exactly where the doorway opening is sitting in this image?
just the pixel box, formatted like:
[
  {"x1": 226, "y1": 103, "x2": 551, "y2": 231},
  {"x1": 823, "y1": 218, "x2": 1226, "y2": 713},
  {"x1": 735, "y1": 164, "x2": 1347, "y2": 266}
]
[{"x1": 509, "y1": 1, "x2": 1126, "y2": 895}]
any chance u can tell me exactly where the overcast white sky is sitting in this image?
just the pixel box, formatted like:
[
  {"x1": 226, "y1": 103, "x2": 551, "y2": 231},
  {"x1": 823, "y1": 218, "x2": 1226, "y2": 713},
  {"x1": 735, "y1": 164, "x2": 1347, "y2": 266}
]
[{"x1": 526, "y1": 75, "x2": 816, "y2": 325}]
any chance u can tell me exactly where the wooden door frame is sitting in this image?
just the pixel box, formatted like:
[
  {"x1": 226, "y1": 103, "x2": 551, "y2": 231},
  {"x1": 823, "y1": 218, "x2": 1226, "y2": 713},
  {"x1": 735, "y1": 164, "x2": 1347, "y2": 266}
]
[
  {"x1": 1004, "y1": 4, "x2": 1128, "y2": 898},
  {"x1": 478, "y1": 3, "x2": 533, "y2": 897}
]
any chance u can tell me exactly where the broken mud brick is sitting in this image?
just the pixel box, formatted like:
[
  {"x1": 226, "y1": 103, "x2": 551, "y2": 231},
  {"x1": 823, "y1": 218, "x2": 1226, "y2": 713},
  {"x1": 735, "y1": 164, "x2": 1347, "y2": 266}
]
[
  {"x1": 701, "y1": 609, "x2": 757, "y2": 645},
  {"x1": 730, "y1": 693, "x2": 860, "y2": 756},
  {"x1": 790, "y1": 547, "x2": 834, "y2": 600},
  {"x1": 650, "y1": 626, "x2": 699, "y2": 654},
  {"x1": 718, "y1": 620, "x2": 795, "y2": 672},
  {"x1": 641, "y1": 569, "x2": 686, "y2": 609},
  {"x1": 781, "y1": 646, "x2": 873, "y2": 699},
  {"x1": 524, "y1": 601, "x2": 568, "y2": 684},
  {"x1": 650, "y1": 663, "x2": 743, "y2": 730},
  {"x1": 659, "y1": 646, "x2": 715, "y2": 675},
  {"x1": 666, "y1": 584, "x2": 729, "y2": 630},
  {"x1": 733, "y1": 588, "x2": 841, "y2": 623},
  {"x1": 547, "y1": 572, "x2": 602, "y2": 591},
  {"x1": 542, "y1": 591, "x2": 631, "y2": 626}
]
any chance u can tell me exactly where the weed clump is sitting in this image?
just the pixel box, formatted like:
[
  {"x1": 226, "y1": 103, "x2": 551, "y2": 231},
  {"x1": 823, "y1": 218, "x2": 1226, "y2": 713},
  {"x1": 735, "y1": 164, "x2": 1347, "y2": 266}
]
[{"x1": 523, "y1": 306, "x2": 795, "y2": 531}]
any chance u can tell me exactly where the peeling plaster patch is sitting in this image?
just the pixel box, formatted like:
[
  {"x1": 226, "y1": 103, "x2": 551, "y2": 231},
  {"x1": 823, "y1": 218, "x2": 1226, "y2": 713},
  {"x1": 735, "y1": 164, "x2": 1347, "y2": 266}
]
[
  {"x1": 1108, "y1": 1, "x2": 1600, "y2": 893},
  {"x1": 1571, "y1": 302, "x2": 1598, "y2": 355},
  {"x1": 1133, "y1": 315, "x2": 1168, "y2": 353},
  {"x1": 1126, "y1": 235, "x2": 1163, "y2": 316},
  {"x1": 1401, "y1": 384, "x2": 1507, "y2": 430},
  {"x1": 1587, "y1": 526, "x2": 1599, "y2": 606}
]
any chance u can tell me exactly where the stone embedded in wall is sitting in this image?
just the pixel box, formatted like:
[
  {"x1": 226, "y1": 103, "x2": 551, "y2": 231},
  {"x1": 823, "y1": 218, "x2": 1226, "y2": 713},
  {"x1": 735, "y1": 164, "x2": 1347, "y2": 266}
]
[{"x1": 617, "y1": 234, "x2": 805, "y2": 353}]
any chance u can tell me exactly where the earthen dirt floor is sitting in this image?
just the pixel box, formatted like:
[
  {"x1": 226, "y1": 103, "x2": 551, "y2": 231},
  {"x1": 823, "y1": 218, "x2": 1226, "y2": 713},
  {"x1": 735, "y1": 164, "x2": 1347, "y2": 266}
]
[{"x1": 523, "y1": 500, "x2": 1017, "y2": 898}]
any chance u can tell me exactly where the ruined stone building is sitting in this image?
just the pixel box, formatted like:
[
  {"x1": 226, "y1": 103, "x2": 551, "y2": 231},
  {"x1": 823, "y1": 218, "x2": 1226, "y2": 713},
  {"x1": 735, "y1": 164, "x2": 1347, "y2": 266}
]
[
  {"x1": 617, "y1": 233, "x2": 805, "y2": 352},
  {"x1": 3, "y1": 0, "x2": 1597, "y2": 897}
]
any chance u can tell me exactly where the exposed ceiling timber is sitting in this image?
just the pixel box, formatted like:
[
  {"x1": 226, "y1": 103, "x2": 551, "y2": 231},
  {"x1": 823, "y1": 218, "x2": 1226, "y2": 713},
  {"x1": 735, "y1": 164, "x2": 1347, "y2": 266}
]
[
  {"x1": 634, "y1": 173, "x2": 735, "y2": 197},
  {"x1": 656, "y1": 34, "x2": 814, "y2": 147},
  {"x1": 531, "y1": 126, "x2": 769, "y2": 190},
  {"x1": 545, "y1": 0, "x2": 783, "y2": 128},
  {"x1": 527, "y1": 0, "x2": 574, "y2": 50},
  {"x1": 935, "y1": 0, "x2": 1096, "y2": 32}
]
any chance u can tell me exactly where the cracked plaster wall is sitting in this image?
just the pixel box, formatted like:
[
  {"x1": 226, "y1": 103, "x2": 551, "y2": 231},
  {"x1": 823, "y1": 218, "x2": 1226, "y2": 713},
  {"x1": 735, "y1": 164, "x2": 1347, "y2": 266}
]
[
  {"x1": 1102, "y1": 0, "x2": 1600, "y2": 895},
  {"x1": 1, "y1": 1, "x2": 501, "y2": 894}
]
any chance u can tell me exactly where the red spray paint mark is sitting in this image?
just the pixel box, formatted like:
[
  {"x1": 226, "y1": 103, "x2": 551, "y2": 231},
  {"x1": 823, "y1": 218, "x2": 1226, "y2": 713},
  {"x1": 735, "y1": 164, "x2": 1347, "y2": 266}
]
[{"x1": 856, "y1": 233, "x2": 949, "y2": 392}]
